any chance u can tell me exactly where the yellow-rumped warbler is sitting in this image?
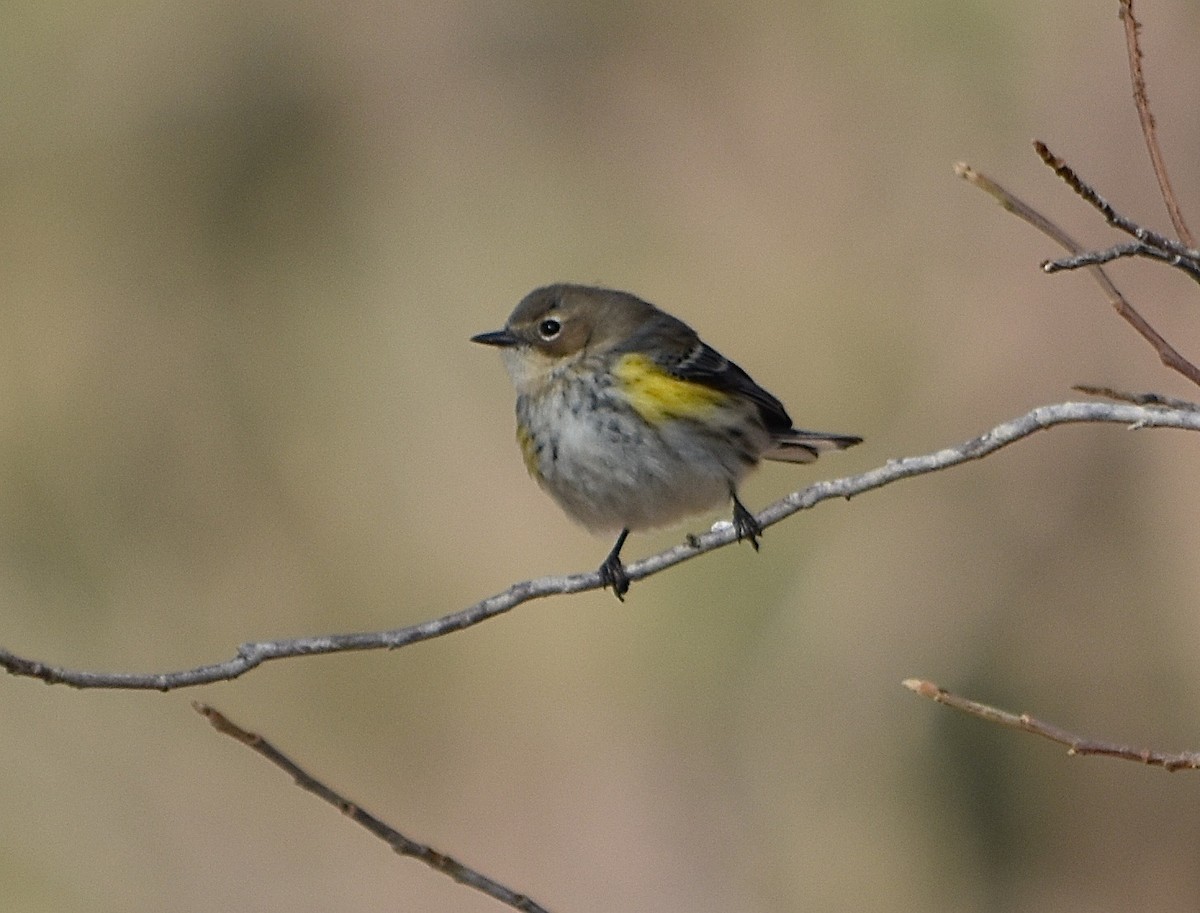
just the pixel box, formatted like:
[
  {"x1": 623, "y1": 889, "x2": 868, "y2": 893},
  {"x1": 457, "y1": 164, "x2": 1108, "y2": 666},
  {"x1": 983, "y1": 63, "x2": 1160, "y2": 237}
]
[{"x1": 472, "y1": 283, "x2": 861, "y2": 598}]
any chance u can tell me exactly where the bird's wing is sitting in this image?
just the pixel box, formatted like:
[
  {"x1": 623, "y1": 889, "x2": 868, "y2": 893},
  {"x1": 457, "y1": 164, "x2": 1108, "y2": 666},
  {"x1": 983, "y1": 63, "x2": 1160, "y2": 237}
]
[
  {"x1": 662, "y1": 338, "x2": 795, "y2": 434},
  {"x1": 631, "y1": 316, "x2": 862, "y2": 461}
]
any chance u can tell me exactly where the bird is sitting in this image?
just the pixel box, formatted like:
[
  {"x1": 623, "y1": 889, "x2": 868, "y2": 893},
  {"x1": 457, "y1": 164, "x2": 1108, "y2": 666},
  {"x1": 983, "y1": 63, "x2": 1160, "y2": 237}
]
[{"x1": 472, "y1": 283, "x2": 861, "y2": 598}]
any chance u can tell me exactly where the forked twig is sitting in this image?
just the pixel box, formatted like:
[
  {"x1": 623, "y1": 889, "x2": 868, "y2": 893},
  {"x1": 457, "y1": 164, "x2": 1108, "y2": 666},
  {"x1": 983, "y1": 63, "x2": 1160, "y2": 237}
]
[
  {"x1": 956, "y1": 160, "x2": 1200, "y2": 387},
  {"x1": 904, "y1": 679, "x2": 1200, "y2": 772},
  {"x1": 1033, "y1": 142, "x2": 1200, "y2": 281},
  {"x1": 194, "y1": 704, "x2": 554, "y2": 913}
]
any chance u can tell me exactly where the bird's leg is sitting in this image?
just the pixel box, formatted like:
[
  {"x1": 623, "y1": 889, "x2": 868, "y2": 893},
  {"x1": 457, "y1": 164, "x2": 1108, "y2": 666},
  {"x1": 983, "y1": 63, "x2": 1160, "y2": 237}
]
[
  {"x1": 598, "y1": 528, "x2": 632, "y2": 600},
  {"x1": 730, "y1": 490, "x2": 762, "y2": 551}
]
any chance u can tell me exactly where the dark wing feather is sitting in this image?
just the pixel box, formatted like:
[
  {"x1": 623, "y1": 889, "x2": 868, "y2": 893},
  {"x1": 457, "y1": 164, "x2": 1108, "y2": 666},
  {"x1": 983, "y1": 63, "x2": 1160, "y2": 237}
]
[{"x1": 665, "y1": 339, "x2": 795, "y2": 434}]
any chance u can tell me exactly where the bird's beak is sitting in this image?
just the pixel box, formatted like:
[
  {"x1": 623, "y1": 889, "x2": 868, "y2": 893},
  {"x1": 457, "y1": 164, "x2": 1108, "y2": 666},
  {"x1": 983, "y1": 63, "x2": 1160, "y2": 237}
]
[{"x1": 470, "y1": 328, "x2": 518, "y2": 348}]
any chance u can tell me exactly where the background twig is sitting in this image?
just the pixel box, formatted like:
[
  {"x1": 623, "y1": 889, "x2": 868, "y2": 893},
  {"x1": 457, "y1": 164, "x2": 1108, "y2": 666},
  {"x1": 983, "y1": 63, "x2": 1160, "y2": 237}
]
[
  {"x1": 1119, "y1": 0, "x2": 1194, "y2": 247},
  {"x1": 1043, "y1": 241, "x2": 1200, "y2": 284},
  {"x1": 195, "y1": 704, "x2": 554, "y2": 913},
  {"x1": 904, "y1": 679, "x2": 1200, "y2": 772},
  {"x1": 957, "y1": 159, "x2": 1200, "y2": 387},
  {"x1": 1033, "y1": 141, "x2": 1200, "y2": 280},
  {"x1": 1073, "y1": 384, "x2": 1200, "y2": 411},
  {"x1": 3, "y1": 400, "x2": 1200, "y2": 691}
]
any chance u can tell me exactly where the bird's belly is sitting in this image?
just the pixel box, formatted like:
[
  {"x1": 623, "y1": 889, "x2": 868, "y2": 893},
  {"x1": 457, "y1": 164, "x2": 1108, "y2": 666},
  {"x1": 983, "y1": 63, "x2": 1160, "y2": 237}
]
[{"x1": 518, "y1": 394, "x2": 747, "y2": 534}]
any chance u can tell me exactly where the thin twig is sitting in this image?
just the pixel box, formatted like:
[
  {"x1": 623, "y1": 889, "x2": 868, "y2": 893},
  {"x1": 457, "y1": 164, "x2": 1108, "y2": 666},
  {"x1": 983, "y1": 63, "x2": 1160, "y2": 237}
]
[
  {"x1": 194, "y1": 704, "x2": 554, "y2": 913},
  {"x1": 956, "y1": 160, "x2": 1200, "y2": 387},
  {"x1": 1072, "y1": 384, "x2": 1200, "y2": 411},
  {"x1": 1044, "y1": 241, "x2": 1200, "y2": 283},
  {"x1": 3, "y1": 401, "x2": 1200, "y2": 691},
  {"x1": 1042, "y1": 241, "x2": 1147, "y2": 272},
  {"x1": 903, "y1": 679, "x2": 1200, "y2": 772},
  {"x1": 954, "y1": 161, "x2": 1075, "y2": 249},
  {"x1": 1119, "y1": 0, "x2": 1194, "y2": 247}
]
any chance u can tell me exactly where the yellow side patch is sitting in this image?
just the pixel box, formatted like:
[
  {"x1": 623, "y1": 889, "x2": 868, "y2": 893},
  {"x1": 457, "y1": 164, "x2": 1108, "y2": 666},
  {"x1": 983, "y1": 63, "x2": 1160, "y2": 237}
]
[
  {"x1": 516, "y1": 423, "x2": 540, "y2": 477},
  {"x1": 613, "y1": 352, "x2": 727, "y2": 425}
]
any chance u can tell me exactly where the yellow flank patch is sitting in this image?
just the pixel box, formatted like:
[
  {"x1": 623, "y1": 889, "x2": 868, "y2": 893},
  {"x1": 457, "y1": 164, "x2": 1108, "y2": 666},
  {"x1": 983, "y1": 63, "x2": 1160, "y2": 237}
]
[
  {"x1": 613, "y1": 352, "x2": 727, "y2": 425},
  {"x1": 516, "y1": 423, "x2": 540, "y2": 476}
]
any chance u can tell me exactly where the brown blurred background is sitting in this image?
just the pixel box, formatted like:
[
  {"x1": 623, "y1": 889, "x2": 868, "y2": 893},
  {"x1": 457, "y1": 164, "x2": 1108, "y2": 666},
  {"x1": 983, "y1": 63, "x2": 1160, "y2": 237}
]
[{"x1": 3, "y1": 2, "x2": 1200, "y2": 911}]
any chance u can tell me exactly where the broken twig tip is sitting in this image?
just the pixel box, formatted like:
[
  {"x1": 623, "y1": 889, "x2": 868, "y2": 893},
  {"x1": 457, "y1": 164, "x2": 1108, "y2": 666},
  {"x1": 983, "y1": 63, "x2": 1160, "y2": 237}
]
[{"x1": 903, "y1": 678, "x2": 942, "y2": 699}]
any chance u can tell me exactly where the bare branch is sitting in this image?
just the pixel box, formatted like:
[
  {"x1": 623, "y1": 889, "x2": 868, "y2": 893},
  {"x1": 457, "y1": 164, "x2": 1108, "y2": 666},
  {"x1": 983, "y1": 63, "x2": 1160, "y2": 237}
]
[
  {"x1": 195, "y1": 704, "x2": 554, "y2": 913},
  {"x1": 903, "y1": 679, "x2": 1200, "y2": 772},
  {"x1": 2, "y1": 402, "x2": 1199, "y2": 691},
  {"x1": 956, "y1": 160, "x2": 1200, "y2": 387},
  {"x1": 1119, "y1": 0, "x2": 1195, "y2": 247}
]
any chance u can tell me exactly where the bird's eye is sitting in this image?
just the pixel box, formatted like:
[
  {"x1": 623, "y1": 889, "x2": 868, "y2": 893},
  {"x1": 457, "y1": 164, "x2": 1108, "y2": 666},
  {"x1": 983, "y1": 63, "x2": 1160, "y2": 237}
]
[{"x1": 538, "y1": 318, "x2": 562, "y2": 339}]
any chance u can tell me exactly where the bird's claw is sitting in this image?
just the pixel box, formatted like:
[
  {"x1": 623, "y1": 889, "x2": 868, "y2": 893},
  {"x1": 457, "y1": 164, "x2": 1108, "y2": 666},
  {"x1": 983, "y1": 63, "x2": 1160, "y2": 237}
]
[
  {"x1": 598, "y1": 553, "x2": 630, "y2": 601},
  {"x1": 731, "y1": 499, "x2": 762, "y2": 551}
]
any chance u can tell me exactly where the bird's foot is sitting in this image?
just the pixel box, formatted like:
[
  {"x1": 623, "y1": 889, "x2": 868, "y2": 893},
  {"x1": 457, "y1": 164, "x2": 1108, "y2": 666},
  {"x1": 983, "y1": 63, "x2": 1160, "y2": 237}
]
[
  {"x1": 598, "y1": 552, "x2": 630, "y2": 601},
  {"x1": 598, "y1": 528, "x2": 632, "y2": 600},
  {"x1": 731, "y1": 496, "x2": 762, "y2": 551}
]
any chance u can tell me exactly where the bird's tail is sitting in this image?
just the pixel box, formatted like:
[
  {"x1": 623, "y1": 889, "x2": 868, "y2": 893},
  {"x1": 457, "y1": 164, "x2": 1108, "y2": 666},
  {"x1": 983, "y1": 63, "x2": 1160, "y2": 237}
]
[{"x1": 764, "y1": 429, "x2": 862, "y2": 464}]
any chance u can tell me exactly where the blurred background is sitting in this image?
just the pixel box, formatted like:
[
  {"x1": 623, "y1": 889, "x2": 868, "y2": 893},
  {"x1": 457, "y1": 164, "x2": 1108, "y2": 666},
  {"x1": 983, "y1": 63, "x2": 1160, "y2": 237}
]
[{"x1": 3, "y1": 1, "x2": 1200, "y2": 910}]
